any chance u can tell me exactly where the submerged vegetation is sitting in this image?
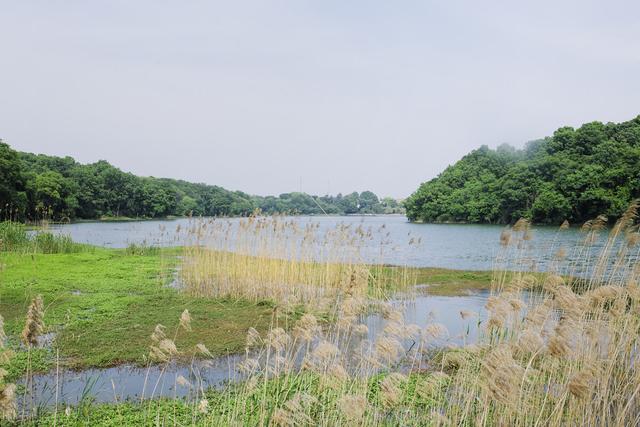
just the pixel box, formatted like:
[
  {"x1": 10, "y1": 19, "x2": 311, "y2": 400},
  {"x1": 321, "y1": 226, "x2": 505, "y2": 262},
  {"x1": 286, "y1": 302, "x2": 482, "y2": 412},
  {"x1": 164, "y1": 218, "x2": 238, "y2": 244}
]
[
  {"x1": 0, "y1": 141, "x2": 401, "y2": 222},
  {"x1": 406, "y1": 115, "x2": 640, "y2": 224}
]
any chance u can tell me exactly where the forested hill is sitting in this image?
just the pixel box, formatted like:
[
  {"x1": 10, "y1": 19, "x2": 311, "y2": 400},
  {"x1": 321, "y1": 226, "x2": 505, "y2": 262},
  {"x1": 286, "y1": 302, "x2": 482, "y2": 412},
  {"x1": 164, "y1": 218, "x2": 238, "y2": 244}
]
[
  {"x1": 0, "y1": 142, "x2": 402, "y2": 221},
  {"x1": 405, "y1": 115, "x2": 640, "y2": 225}
]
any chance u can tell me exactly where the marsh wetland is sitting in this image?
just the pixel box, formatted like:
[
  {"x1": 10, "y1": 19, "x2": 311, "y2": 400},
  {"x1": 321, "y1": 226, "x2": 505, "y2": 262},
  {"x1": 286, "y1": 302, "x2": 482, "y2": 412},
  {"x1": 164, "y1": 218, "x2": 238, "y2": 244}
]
[{"x1": 1, "y1": 211, "x2": 639, "y2": 425}]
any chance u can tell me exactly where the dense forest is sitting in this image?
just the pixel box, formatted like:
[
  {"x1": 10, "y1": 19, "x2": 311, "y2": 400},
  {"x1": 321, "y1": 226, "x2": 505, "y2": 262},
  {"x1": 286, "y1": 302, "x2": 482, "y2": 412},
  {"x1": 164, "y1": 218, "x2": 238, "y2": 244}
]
[
  {"x1": 406, "y1": 115, "x2": 640, "y2": 225},
  {"x1": 0, "y1": 142, "x2": 402, "y2": 221}
]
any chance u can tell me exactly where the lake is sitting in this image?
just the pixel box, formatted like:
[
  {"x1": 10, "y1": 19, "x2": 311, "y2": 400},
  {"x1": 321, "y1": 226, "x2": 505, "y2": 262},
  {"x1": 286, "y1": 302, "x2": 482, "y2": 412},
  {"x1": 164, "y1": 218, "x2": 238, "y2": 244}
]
[{"x1": 46, "y1": 215, "x2": 615, "y2": 272}]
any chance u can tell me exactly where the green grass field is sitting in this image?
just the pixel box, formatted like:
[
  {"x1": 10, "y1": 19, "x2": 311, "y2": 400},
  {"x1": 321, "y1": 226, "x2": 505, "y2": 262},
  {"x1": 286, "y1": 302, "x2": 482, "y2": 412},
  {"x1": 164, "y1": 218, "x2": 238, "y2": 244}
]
[{"x1": 0, "y1": 248, "x2": 277, "y2": 372}]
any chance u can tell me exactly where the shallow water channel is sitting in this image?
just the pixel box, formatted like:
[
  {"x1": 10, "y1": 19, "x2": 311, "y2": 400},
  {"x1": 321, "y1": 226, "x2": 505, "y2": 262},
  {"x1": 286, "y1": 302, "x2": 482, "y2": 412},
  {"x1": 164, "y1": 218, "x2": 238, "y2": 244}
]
[{"x1": 21, "y1": 290, "x2": 490, "y2": 409}]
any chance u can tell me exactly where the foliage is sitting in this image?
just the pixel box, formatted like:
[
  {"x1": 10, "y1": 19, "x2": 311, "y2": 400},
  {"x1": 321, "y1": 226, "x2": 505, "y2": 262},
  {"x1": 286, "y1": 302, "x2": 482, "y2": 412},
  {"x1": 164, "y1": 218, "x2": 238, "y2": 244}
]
[
  {"x1": 0, "y1": 142, "x2": 399, "y2": 221},
  {"x1": 406, "y1": 115, "x2": 640, "y2": 224}
]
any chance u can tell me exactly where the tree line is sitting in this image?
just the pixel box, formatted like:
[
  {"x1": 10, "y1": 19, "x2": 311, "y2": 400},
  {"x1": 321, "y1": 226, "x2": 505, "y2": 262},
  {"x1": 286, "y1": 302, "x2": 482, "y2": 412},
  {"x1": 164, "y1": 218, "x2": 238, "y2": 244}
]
[
  {"x1": 0, "y1": 142, "x2": 402, "y2": 221},
  {"x1": 405, "y1": 115, "x2": 640, "y2": 225}
]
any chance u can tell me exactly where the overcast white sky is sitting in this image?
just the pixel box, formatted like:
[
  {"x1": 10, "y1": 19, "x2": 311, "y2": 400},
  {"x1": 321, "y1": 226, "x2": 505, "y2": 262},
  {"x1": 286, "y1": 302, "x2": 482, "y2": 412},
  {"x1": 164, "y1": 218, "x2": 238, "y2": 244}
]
[{"x1": 1, "y1": 1, "x2": 639, "y2": 198}]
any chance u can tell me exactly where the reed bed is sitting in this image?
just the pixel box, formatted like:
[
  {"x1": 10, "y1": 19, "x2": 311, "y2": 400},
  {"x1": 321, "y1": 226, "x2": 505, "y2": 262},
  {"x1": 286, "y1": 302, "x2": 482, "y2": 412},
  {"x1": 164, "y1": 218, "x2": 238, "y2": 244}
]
[
  {"x1": 151, "y1": 206, "x2": 640, "y2": 426},
  {"x1": 179, "y1": 216, "x2": 418, "y2": 305}
]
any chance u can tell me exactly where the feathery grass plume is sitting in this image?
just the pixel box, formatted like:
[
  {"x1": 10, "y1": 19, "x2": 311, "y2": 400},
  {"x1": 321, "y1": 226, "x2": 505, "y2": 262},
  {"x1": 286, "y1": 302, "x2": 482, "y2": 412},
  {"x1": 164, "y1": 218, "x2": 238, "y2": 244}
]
[
  {"x1": 266, "y1": 328, "x2": 290, "y2": 352},
  {"x1": 568, "y1": 368, "x2": 595, "y2": 399},
  {"x1": 148, "y1": 324, "x2": 178, "y2": 362},
  {"x1": 311, "y1": 341, "x2": 340, "y2": 365},
  {"x1": 195, "y1": 343, "x2": 212, "y2": 357},
  {"x1": 584, "y1": 285, "x2": 622, "y2": 309},
  {"x1": 613, "y1": 199, "x2": 638, "y2": 235},
  {"x1": 481, "y1": 345, "x2": 524, "y2": 405},
  {"x1": 423, "y1": 323, "x2": 449, "y2": 340},
  {"x1": 151, "y1": 324, "x2": 167, "y2": 343},
  {"x1": 353, "y1": 323, "x2": 369, "y2": 335},
  {"x1": 237, "y1": 358, "x2": 260, "y2": 374},
  {"x1": 149, "y1": 345, "x2": 169, "y2": 363},
  {"x1": 547, "y1": 317, "x2": 577, "y2": 358},
  {"x1": 323, "y1": 363, "x2": 350, "y2": 390},
  {"x1": 375, "y1": 335, "x2": 403, "y2": 364},
  {"x1": 158, "y1": 339, "x2": 178, "y2": 356},
  {"x1": 381, "y1": 303, "x2": 404, "y2": 323},
  {"x1": 499, "y1": 229, "x2": 511, "y2": 246},
  {"x1": 0, "y1": 316, "x2": 12, "y2": 365},
  {"x1": 0, "y1": 382, "x2": 16, "y2": 421},
  {"x1": 485, "y1": 296, "x2": 510, "y2": 330},
  {"x1": 293, "y1": 313, "x2": 319, "y2": 341},
  {"x1": 379, "y1": 373, "x2": 407, "y2": 408},
  {"x1": 197, "y1": 398, "x2": 209, "y2": 414},
  {"x1": 179, "y1": 309, "x2": 192, "y2": 331},
  {"x1": 548, "y1": 285, "x2": 584, "y2": 321},
  {"x1": 513, "y1": 218, "x2": 530, "y2": 232},
  {"x1": 245, "y1": 327, "x2": 262, "y2": 350},
  {"x1": 337, "y1": 394, "x2": 368, "y2": 422},
  {"x1": 21, "y1": 294, "x2": 45, "y2": 346},
  {"x1": 543, "y1": 274, "x2": 565, "y2": 291},
  {"x1": 517, "y1": 328, "x2": 545, "y2": 354},
  {"x1": 627, "y1": 232, "x2": 640, "y2": 247},
  {"x1": 442, "y1": 351, "x2": 469, "y2": 374},
  {"x1": 272, "y1": 393, "x2": 316, "y2": 426},
  {"x1": 507, "y1": 295, "x2": 526, "y2": 311}
]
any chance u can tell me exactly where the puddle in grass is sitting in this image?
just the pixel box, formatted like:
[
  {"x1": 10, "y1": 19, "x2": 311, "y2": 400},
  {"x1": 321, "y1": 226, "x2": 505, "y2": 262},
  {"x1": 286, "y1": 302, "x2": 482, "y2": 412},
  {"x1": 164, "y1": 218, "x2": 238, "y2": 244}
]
[{"x1": 21, "y1": 290, "x2": 494, "y2": 409}]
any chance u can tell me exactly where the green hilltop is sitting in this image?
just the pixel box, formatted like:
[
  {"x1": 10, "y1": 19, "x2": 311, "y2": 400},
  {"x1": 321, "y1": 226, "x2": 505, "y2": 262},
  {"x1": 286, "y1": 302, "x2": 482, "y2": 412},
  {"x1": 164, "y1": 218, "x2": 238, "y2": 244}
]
[{"x1": 405, "y1": 115, "x2": 640, "y2": 225}]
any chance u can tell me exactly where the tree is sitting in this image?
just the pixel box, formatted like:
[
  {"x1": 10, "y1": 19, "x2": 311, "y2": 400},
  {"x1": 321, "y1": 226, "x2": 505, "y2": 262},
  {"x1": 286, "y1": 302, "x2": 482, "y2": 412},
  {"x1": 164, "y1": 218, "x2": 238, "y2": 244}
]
[
  {"x1": 406, "y1": 115, "x2": 640, "y2": 224},
  {"x1": 0, "y1": 141, "x2": 26, "y2": 218}
]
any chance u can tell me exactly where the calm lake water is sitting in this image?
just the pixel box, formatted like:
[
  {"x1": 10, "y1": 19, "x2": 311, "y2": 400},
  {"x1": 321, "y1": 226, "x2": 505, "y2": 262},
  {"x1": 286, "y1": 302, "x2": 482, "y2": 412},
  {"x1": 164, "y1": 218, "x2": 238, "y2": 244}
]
[{"x1": 49, "y1": 215, "x2": 614, "y2": 272}]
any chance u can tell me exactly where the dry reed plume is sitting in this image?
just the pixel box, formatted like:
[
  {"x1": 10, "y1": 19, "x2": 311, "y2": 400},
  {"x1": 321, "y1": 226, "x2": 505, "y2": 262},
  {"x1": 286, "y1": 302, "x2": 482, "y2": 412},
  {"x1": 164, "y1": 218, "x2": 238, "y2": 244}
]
[{"x1": 21, "y1": 295, "x2": 45, "y2": 347}]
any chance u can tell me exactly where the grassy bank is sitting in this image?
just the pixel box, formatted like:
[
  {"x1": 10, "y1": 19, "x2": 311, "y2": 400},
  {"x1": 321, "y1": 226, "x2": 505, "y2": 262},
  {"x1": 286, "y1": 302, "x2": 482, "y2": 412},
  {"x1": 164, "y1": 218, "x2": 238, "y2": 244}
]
[{"x1": 0, "y1": 248, "x2": 278, "y2": 372}]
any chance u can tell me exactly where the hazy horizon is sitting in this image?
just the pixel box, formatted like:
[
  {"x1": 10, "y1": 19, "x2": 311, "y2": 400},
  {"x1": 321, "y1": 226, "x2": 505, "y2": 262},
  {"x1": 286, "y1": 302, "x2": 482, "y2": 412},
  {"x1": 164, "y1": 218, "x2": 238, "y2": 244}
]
[{"x1": 1, "y1": 1, "x2": 639, "y2": 198}]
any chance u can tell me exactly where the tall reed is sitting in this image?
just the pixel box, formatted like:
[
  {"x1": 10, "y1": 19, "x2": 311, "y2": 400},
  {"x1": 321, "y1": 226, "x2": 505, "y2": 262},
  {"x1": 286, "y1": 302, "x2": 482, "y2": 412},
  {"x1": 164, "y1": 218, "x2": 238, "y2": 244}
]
[
  {"x1": 179, "y1": 216, "x2": 417, "y2": 306},
  {"x1": 167, "y1": 206, "x2": 640, "y2": 426}
]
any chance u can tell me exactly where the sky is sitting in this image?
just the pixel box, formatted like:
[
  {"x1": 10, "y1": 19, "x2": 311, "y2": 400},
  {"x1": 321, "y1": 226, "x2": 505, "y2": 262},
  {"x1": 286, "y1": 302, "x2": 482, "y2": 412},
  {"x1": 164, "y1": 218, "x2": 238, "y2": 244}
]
[{"x1": 1, "y1": 1, "x2": 639, "y2": 198}]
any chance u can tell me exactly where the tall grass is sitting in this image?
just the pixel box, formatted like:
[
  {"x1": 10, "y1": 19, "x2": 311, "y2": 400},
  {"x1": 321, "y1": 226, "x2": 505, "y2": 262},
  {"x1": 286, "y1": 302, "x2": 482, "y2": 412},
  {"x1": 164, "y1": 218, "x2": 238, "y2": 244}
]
[
  {"x1": 180, "y1": 216, "x2": 418, "y2": 305},
  {"x1": 160, "y1": 207, "x2": 640, "y2": 425},
  {"x1": 0, "y1": 221, "x2": 85, "y2": 254}
]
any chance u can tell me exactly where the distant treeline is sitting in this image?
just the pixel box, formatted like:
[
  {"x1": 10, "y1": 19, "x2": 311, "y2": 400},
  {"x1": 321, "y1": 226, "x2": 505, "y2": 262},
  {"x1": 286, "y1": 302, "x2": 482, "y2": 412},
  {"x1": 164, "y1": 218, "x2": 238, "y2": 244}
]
[
  {"x1": 0, "y1": 142, "x2": 403, "y2": 221},
  {"x1": 406, "y1": 115, "x2": 640, "y2": 225}
]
